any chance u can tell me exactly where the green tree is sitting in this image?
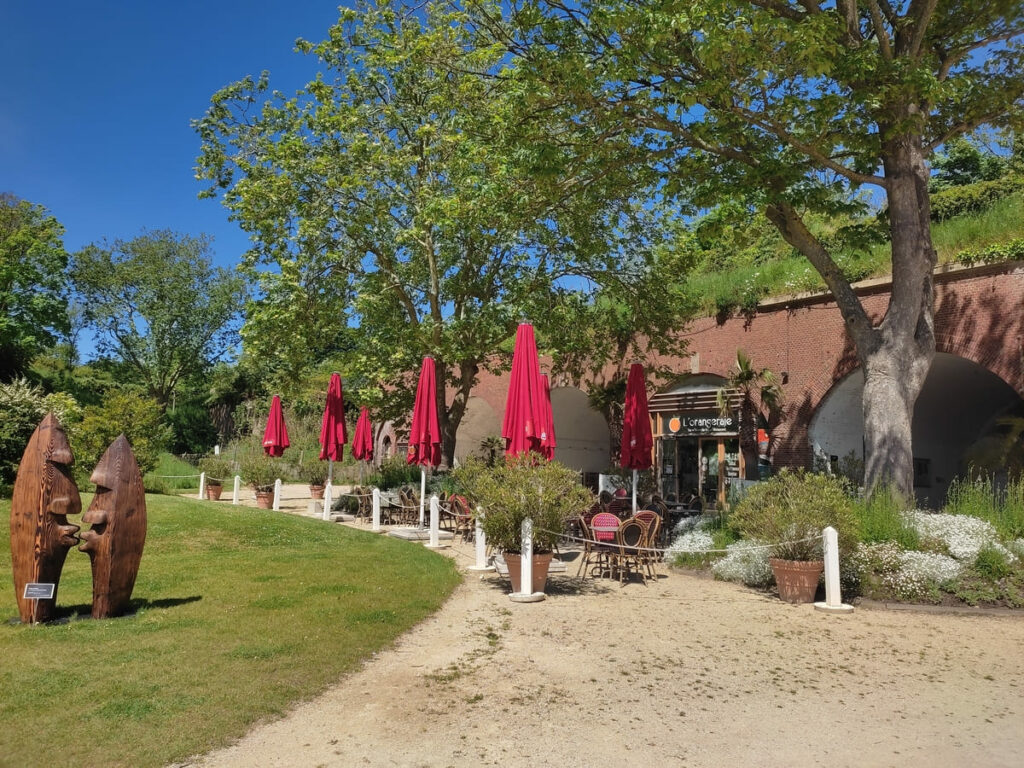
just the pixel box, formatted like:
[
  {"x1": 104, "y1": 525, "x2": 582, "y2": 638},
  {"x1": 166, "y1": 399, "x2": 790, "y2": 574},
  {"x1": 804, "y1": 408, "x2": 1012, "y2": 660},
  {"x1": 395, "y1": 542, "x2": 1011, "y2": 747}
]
[
  {"x1": 75, "y1": 391, "x2": 170, "y2": 480},
  {"x1": 71, "y1": 230, "x2": 247, "y2": 408},
  {"x1": 0, "y1": 194, "x2": 70, "y2": 380},
  {"x1": 487, "y1": 0, "x2": 1024, "y2": 496},
  {"x1": 931, "y1": 136, "x2": 1008, "y2": 190},
  {"x1": 195, "y1": 1, "x2": 688, "y2": 465}
]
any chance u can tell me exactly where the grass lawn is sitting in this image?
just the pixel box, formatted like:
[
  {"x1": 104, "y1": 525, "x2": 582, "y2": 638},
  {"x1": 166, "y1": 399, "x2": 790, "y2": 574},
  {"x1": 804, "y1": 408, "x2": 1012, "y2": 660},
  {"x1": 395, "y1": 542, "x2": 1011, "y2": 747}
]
[
  {"x1": 0, "y1": 494, "x2": 461, "y2": 767},
  {"x1": 144, "y1": 452, "x2": 202, "y2": 492}
]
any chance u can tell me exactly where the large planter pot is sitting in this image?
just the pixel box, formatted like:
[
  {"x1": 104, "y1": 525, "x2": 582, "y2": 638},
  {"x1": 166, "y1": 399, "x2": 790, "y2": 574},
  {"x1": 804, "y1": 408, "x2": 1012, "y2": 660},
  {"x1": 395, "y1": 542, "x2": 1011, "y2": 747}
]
[
  {"x1": 255, "y1": 490, "x2": 273, "y2": 509},
  {"x1": 309, "y1": 484, "x2": 325, "y2": 500},
  {"x1": 504, "y1": 552, "x2": 553, "y2": 594},
  {"x1": 770, "y1": 558, "x2": 824, "y2": 604},
  {"x1": 206, "y1": 483, "x2": 223, "y2": 501}
]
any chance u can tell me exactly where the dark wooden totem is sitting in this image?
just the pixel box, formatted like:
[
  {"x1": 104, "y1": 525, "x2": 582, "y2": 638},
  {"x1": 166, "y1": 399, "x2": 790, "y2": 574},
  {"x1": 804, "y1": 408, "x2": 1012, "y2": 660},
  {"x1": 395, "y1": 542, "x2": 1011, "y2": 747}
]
[
  {"x1": 9, "y1": 413, "x2": 82, "y2": 623},
  {"x1": 78, "y1": 434, "x2": 147, "y2": 619}
]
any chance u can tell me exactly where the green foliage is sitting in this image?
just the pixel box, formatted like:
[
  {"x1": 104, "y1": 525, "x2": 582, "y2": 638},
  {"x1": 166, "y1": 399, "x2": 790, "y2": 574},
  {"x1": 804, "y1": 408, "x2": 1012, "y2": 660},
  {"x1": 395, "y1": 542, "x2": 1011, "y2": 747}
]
[
  {"x1": 930, "y1": 175, "x2": 1024, "y2": 221},
  {"x1": 198, "y1": 456, "x2": 233, "y2": 486},
  {"x1": 240, "y1": 452, "x2": 277, "y2": 492},
  {"x1": 930, "y1": 137, "x2": 1009, "y2": 192},
  {"x1": 0, "y1": 494, "x2": 459, "y2": 767},
  {"x1": 951, "y1": 237, "x2": 1024, "y2": 268},
  {"x1": 946, "y1": 474, "x2": 1024, "y2": 540},
  {"x1": 143, "y1": 452, "x2": 201, "y2": 493},
  {"x1": 71, "y1": 230, "x2": 247, "y2": 407},
  {"x1": 0, "y1": 377, "x2": 82, "y2": 486},
  {"x1": 730, "y1": 470, "x2": 859, "y2": 561},
  {"x1": 0, "y1": 194, "x2": 70, "y2": 379},
  {"x1": 451, "y1": 456, "x2": 594, "y2": 554},
  {"x1": 75, "y1": 391, "x2": 170, "y2": 483},
  {"x1": 165, "y1": 400, "x2": 219, "y2": 454},
  {"x1": 852, "y1": 487, "x2": 920, "y2": 549},
  {"x1": 365, "y1": 457, "x2": 422, "y2": 491},
  {"x1": 973, "y1": 545, "x2": 1013, "y2": 581},
  {"x1": 295, "y1": 457, "x2": 328, "y2": 486}
]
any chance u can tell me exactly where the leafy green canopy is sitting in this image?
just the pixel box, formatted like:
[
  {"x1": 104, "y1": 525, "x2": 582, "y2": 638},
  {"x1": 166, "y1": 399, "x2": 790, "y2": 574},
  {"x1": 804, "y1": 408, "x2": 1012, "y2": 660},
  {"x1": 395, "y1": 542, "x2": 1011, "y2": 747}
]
[
  {"x1": 71, "y1": 230, "x2": 247, "y2": 408},
  {"x1": 0, "y1": 194, "x2": 70, "y2": 380},
  {"x1": 195, "y1": 1, "x2": 690, "y2": 457}
]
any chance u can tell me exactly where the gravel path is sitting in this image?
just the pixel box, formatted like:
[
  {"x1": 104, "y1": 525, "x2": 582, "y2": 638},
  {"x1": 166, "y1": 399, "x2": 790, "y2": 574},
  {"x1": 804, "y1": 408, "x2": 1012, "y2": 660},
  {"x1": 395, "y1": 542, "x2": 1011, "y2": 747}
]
[{"x1": 183, "y1": 497, "x2": 1024, "y2": 768}]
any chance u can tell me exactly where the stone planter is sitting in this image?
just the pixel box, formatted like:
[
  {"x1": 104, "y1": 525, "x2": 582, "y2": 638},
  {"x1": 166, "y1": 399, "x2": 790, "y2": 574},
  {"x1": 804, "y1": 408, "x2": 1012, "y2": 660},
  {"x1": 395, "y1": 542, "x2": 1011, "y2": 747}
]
[
  {"x1": 205, "y1": 483, "x2": 223, "y2": 501},
  {"x1": 504, "y1": 552, "x2": 553, "y2": 594},
  {"x1": 309, "y1": 484, "x2": 325, "y2": 499},
  {"x1": 255, "y1": 490, "x2": 273, "y2": 509},
  {"x1": 770, "y1": 558, "x2": 824, "y2": 603}
]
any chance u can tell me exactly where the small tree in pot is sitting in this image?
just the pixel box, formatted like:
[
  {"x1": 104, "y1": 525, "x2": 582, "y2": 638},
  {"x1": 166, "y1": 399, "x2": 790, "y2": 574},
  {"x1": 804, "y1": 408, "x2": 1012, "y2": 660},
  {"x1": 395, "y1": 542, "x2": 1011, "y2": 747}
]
[
  {"x1": 452, "y1": 456, "x2": 594, "y2": 593},
  {"x1": 241, "y1": 453, "x2": 277, "y2": 509},
  {"x1": 198, "y1": 456, "x2": 233, "y2": 500},
  {"x1": 297, "y1": 458, "x2": 329, "y2": 498},
  {"x1": 730, "y1": 470, "x2": 859, "y2": 603}
]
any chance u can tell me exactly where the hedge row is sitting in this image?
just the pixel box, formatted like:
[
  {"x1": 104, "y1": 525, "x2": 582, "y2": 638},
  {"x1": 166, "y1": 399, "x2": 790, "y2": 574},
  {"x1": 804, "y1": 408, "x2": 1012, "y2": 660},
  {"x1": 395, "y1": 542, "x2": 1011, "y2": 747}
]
[
  {"x1": 952, "y1": 237, "x2": 1024, "y2": 267},
  {"x1": 930, "y1": 175, "x2": 1024, "y2": 221}
]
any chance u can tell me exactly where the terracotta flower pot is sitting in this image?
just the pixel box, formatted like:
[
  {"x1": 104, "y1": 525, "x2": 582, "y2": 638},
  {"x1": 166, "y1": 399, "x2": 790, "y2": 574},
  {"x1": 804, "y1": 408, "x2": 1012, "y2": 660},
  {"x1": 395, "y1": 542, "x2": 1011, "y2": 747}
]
[
  {"x1": 309, "y1": 484, "x2": 325, "y2": 499},
  {"x1": 504, "y1": 552, "x2": 553, "y2": 595},
  {"x1": 206, "y1": 483, "x2": 223, "y2": 501},
  {"x1": 770, "y1": 558, "x2": 824, "y2": 603},
  {"x1": 255, "y1": 491, "x2": 273, "y2": 509}
]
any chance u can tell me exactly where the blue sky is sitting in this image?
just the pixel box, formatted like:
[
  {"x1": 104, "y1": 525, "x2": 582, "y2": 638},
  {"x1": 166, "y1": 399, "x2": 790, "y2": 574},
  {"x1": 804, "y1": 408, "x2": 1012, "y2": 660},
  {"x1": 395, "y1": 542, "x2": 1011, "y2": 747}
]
[{"x1": 2, "y1": 2, "x2": 351, "y2": 267}]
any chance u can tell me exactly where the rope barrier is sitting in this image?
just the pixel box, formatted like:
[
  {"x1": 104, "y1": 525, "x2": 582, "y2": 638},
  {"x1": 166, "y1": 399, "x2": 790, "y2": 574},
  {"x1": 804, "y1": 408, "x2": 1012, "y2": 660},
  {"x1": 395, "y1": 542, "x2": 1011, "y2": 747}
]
[
  {"x1": 534, "y1": 527, "x2": 820, "y2": 556},
  {"x1": 152, "y1": 474, "x2": 202, "y2": 479}
]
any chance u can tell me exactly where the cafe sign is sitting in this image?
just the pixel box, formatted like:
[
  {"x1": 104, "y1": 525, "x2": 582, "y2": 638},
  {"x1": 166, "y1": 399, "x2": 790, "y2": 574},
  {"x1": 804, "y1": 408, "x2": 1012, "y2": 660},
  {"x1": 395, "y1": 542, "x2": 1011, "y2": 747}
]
[{"x1": 667, "y1": 411, "x2": 738, "y2": 435}]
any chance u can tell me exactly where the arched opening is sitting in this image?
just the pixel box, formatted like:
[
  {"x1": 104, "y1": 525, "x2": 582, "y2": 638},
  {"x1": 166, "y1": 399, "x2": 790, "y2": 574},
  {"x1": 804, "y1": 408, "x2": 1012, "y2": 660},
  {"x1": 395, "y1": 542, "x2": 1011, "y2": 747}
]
[
  {"x1": 550, "y1": 386, "x2": 610, "y2": 473},
  {"x1": 809, "y1": 352, "x2": 1024, "y2": 506}
]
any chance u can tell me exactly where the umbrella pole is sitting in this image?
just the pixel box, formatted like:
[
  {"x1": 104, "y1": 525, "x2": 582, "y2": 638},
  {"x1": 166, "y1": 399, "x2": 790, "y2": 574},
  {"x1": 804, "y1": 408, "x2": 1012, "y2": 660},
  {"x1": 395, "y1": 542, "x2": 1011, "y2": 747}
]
[
  {"x1": 359, "y1": 460, "x2": 364, "y2": 485},
  {"x1": 419, "y1": 469, "x2": 426, "y2": 528},
  {"x1": 328, "y1": 459, "x2": 334, "y2": 486},
  {"x1": 632, "y1": 469, "x2": 638, "y2": 515}
]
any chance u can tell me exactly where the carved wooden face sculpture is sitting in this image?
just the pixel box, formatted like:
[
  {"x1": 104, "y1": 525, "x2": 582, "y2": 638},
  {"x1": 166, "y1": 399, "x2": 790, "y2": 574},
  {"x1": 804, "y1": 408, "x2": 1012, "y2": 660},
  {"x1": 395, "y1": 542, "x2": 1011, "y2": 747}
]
[
  {"x1": 10, "y1": 413, "x2": 82, "y2": 623},
  {"x1": 79, "y1": 434, "x2": 147, "y2": 619}
]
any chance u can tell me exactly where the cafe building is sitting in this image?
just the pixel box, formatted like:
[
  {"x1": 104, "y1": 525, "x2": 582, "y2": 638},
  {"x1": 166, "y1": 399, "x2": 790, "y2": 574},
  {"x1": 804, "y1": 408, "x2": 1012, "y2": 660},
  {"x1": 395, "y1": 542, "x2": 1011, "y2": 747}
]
[{"x1": 647, "y1": 375, "x2": 750, "y2": 509}]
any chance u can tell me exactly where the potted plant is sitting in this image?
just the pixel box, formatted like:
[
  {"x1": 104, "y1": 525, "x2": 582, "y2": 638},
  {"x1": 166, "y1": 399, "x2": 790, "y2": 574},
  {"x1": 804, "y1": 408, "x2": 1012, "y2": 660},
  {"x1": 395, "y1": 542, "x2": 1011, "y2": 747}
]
[
  {"x1": 241, "y1": 453, "x2": 277, "y2": 509},
  {"x1": 297, "y1": 458, "x2": 328, "y2": 499},
  {"x1": 452, "y1": 456, "x2": 594, "y2": 593},
  {"x1": 730, "y1": 469, "x2": 859, "y2": 603},
  {"x1": 199, "y1": 457, "x2": 232, "y2": 501}
]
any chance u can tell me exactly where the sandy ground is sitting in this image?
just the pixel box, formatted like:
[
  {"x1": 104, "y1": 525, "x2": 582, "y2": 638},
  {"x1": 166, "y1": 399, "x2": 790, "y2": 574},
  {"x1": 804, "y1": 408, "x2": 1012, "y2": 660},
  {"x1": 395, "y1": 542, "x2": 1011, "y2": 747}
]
[{"x1": 183, "y1": 486, "x2": 1024, "y2": 768}]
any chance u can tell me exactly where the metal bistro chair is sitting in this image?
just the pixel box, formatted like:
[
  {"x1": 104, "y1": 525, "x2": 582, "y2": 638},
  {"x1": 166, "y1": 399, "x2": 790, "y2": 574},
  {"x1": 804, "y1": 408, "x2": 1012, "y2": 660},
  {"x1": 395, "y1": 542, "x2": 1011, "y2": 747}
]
[
  {"x1": 584, "y1": 512, "x2": 621, "y2": 579},
  {"x1": 611, "y1": 518, "x2": 648, "y2": 585},
  {"x1": 448, "y1": 494, "x2": 475, "y2": 541},
  {"x1": 633, "y1": 510, "x2": 661, "y2": 579}
]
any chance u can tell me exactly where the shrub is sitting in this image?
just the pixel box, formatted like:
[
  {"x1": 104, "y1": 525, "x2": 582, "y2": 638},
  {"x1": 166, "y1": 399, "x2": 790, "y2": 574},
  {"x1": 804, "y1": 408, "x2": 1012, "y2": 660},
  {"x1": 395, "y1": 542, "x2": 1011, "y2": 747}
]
[
  {"x1": 198, "y1": 456, "x2": 234, "y2": 486},
  {"x1": 729, "y1": 469, "x2": 859, "y2": 561},
  {"x1": 75, "y1": 390, "x2": 169, "y2": 483},
  {"x1": 366, "y1": 456, "x2": 422, "y2": 490},
  {"x1": 451, "y1": 456, "x2": 593, "y2": 554},
  {"x1": 710, "y1": 540, "x2": 774, "y2": 587},
  {"x1": 0, "y1": 378, "x2": 81, "y2": 485},
  {"x1": 951, "y1": 236, "x2": 1024, "y2": 267},
  {"x1": 974, "y1": 545, "x2": 1013, "y2": 580},
  {"x1": 241, "y1": 452, "x2": 277, "y2": 492},
  {"x1": 295, "y1": 457, "x2": 329, "y2": 486},
  {"x1": 906, "y1": 510, "x2": 1009, "y2": 561},
  {"x1": 929, "y1": 175, "x2": 1024, "y2": 221},
  {"x1": 853, "y1": 486, "x2": 919, "y2": 549}
]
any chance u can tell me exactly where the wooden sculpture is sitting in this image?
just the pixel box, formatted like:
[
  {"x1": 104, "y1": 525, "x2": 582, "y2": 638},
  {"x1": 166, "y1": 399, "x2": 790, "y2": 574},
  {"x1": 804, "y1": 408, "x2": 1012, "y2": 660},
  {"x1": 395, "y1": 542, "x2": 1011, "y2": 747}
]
[
  {"x1": 79, "y1": 434, "x2": 147, "y2": 618},
  {"x1": 9, "y1": 413, "x2": 82, "y2": 623}
]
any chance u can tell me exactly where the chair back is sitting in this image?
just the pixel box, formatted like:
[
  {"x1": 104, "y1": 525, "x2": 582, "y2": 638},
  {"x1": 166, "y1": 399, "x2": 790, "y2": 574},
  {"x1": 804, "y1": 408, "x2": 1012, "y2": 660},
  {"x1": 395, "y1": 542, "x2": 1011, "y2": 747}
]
[
  {"x1": 590, "y1": 512, "x2": 620, "y2": 542},
  {"x1": 617, "y1": 518, "x2": 646, "y2": 552},
  {"x1": 607, "y1": 498, "x2": 630, "y2": 518}
]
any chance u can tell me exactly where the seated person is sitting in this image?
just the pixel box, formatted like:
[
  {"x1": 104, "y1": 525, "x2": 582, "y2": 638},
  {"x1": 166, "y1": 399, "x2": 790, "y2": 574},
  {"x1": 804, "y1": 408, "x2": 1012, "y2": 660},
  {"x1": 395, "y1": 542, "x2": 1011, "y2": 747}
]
[
  {"x1": 682, "y1": 488, "x2": 702, "y2": 511},
  {"x1": 607, "y1": 487, "x2": 631, "y2": 518}
]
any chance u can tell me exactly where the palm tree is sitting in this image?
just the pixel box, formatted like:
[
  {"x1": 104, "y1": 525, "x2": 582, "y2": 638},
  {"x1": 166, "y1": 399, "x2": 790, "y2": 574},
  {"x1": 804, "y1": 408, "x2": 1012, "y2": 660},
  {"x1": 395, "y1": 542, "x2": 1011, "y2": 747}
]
[{"x1": 718, "y1": 350, "x2": 783, "y2": 480}]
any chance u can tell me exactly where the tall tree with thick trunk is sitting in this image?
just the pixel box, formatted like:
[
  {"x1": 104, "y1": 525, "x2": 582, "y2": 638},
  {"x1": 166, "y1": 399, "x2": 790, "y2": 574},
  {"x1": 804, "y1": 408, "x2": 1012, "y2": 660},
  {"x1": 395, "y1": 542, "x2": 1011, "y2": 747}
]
[
  {"x1": 479, "y1": 0, "x2": 1024, "y2": 495},
  {"x1": 196, "y1": 1, "x2": 689, "y2": 466}
]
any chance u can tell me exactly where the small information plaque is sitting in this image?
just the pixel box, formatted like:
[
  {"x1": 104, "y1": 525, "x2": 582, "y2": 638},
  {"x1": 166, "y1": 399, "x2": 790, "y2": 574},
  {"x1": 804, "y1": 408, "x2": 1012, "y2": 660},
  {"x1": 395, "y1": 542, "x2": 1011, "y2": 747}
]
[{"x1": 23, "y1": 583, "x2": 55, "y2": 600}]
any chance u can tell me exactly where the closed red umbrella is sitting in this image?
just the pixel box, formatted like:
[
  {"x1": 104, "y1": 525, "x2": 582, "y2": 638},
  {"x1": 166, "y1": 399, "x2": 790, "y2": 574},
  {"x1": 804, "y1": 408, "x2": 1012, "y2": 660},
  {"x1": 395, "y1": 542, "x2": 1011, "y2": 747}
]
[
  {"x1": 538, "y1": 373, "x2": 556, "y2": 461},
  {"x1": 319, "y1": 372, "x2": 348, "y2": 462},
  {"x1": 262, "y1": 395, "x2": 290, "y2": 457},
  {"x1": 352, "y1": 407, "x2": 374, "y2": 462},
  {"x1": 407, "y1": 356, "x2": 441, "y2": 526},
  {"x1": 502, "y1": 323, "x2": 545, "y2": 457},
  {"x1": 621, "y1": 362, "x2": 654, "y2": 513}
]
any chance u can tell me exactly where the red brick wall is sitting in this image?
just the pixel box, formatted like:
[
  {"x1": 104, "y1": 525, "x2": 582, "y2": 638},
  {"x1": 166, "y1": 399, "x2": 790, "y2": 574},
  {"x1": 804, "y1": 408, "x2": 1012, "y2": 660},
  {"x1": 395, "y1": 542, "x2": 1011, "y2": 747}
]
[{"x1": 463, "y1": 263, "x2": 1024, "y2": 470}]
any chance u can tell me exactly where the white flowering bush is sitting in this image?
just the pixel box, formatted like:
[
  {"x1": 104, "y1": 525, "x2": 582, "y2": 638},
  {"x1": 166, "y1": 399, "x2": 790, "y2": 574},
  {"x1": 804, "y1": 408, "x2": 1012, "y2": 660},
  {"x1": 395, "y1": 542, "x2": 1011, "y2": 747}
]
[
  {"x1": 1010, "y1": 539, "x2": 1024, "y2": 559},
  {"x1": 665, "y1": 530, "x2": 714, "y2": 562},
  {"x1": 904, "y1": 511, "x2": 1015, "y2": 562},
  {"x1": 711, "y1": 540, "x2": 774, "y2": 587}
]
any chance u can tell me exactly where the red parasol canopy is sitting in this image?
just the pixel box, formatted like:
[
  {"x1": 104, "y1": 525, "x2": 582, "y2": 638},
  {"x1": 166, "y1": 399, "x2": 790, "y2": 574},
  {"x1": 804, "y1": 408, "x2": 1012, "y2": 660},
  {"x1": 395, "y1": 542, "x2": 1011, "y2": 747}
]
[
  {"x1": 262, "y1": 395, "x2": 290, "y2": 457},
  {"x1": 318, "y1": 372, "x2": 348, "y2": 462},
  {"x1": 620, "y1": 363, "x2": 653, "y2": 470},
  {"x1": 352, "y1": 407, "x2": 374, "y2": 462},
  {"x1": 538, "y1": 373, "x2": 557, "y2": 461},
  {"x1": 406, "y1": 356, "x2": 441, "y2": 468},
  {"x1": 502, "y1": 323, "x2": 546, "y2": 457}
]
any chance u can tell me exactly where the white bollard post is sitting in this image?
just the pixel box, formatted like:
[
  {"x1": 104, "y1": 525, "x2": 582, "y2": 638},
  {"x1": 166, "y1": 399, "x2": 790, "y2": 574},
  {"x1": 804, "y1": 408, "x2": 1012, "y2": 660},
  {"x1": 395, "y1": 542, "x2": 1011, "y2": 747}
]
[
  {"x1": 419, "y1": 469, "x2": 426, "y2": 528},
  {"x1": 198, "y1": 472, "x2": 206, "y2": 501},
  {"x1": 510, "y1": 517, "x2": 544, "y2": 602},
  {"x1": 468, "y1": 506, "x2": 494, "y2": 572},
  {"x1": 214, "y1": 444, "x2": 220, "y2": 455},
  {"x1": 272, "y1": 478, "x2": 282, "y2": 511},
  {"x1": 232, "y1": 475, "x2": 241, "y2": 505},
  {"x1": 426, "y1": 494, "x2": 445, "y2": 548},
  {"x1": 372, "y1": 487, "x2": 382, "y2": 532},
  {"x1": 323, "y1": 481, "x2": 333, "y2": 521},
  {"x1": 814, "y1": 526, "x2": 854, "y2": 614}
]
